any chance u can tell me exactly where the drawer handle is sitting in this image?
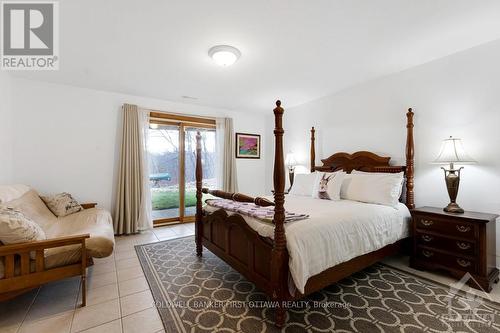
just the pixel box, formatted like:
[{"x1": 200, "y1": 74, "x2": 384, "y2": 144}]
[
  {"x1": 456, "y1": 225, "x2": 471, "y2": 233},
  {"x1": 456, "y1": 259, "x2": 471, "y2": 267},
  {"x1": 421, "y1": 219, "x2": 434, "y2": 226},
  {"x1": 422, "y1": 250, "x2": 434, "y2": 258},
  {"x1": 456, "y1": 242, "x2": 471, "y2": 250},
  {"x1": 421, "y1": 235, "x2": 433, "y2": 242}
]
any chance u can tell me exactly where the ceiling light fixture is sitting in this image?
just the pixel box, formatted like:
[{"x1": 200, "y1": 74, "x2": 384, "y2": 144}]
[{"x1": 208, "y1": 45, "x2": 241, "y2": 67}]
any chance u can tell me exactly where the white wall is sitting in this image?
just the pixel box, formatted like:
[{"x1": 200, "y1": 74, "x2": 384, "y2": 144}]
[
  {"x1": 0, "y1": 73, "x2": 13, "y2": 184},
  {"x1": 281, "y1": 40, "x2": 500, "y2": 254},
  {"x1": 9, "y1": 78, "x2": 269, "y2": 212}
]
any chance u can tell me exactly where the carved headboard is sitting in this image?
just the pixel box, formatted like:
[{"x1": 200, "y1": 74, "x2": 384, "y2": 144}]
[{"x1": 310, "y1": 108, "x2": 415, "y2": 209}]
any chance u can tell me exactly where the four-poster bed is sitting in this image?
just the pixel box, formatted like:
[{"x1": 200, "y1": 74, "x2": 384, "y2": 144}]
[{"x1": 195, "y1": 101, "x2": 415, "y2": 327}]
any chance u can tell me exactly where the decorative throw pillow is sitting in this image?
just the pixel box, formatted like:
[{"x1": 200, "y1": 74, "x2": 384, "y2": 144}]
[
  {"x1": 41, "y1": 192, "x2": 83, "y2": 217},
  {"x1": 312, "y1": 171, "x2": 346, "y2": 201},
  {"x1": 288, "y1": 173, "x2": 317, "y2": 197},
  {"x1": 0, "y1": 206, "x2": 46, "y2": 244}
]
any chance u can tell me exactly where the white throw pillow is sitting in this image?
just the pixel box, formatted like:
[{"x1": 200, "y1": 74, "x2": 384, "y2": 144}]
[
  {"x1": 312, "y1": 171, "x2": 346, "y2": 201},
  {"x1": 341, "y1": 172, "x2": 404, "y2": 207},
  {"x1": 0, "y1": 206, "x2": 46, "y2": 244},
  {"x1": 41, "y1": 192, "x2": 83, "y2": 217},
  {"x1": 289, "y1": 173, "x2": 317, "y2": 197},
  {"x1": 0, "y1": 184, "x2": 31, "y2": 204}
]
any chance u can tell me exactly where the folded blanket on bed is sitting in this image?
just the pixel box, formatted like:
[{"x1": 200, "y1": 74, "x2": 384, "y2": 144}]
[{"x1": 205, "y1": 199, "x2": 309, "y2": 223}]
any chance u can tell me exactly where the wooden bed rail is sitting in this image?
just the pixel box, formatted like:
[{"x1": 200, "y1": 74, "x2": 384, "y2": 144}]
[{"x1": 201, "y1": 188, "x2": 274, "y2": 207}]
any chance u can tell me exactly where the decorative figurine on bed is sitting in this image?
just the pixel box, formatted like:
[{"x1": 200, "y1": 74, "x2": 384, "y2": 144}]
[{"x1": 318, "y1": 174, "x2": 335, "y2": 200}]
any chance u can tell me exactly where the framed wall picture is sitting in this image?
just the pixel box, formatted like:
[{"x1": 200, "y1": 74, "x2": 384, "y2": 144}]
[{"x1": 235, "y1": 133, "x2": 261, "y2": 159}]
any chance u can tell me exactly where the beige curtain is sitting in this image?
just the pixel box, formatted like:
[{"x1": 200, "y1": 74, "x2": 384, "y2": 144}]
[
  {"x1": 114, "y1": 104, "x2": 152, "y2": 235},
  {"x1": 216, "y1": 118, "x2": 238, "y2": 192}
]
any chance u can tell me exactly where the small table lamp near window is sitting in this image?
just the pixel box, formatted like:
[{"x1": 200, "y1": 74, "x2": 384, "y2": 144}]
[
  {"x1": 285, "y1": 152, "x2": 297, "y2": 192},
  {"x1": 433, "y1": 136, "x2": 476, "y2": 214}
]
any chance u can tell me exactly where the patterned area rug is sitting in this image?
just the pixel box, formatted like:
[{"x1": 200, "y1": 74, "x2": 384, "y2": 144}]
[{"x1": 135, "y1": 236, "x2": 500, "y2": 333}]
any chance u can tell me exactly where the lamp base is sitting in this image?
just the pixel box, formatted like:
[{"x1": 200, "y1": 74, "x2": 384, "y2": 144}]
[
  {"x1": 444, "y1": 202, "x2": 464, "y2": 214},
  {"x1": 442, "y1": 164, "x2": 465, "y2": 214},
  {"x1": 287, "y1": 169, "x2": 295, "y2": 193}
]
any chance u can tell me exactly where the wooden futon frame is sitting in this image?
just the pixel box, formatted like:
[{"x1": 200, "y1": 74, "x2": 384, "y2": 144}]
[
  {"x1": 0, "y1": 203, "x2": 97, "y2": 305},
  {"x1": 194, "y1": 100, "x2": 415, "y2": 327}
]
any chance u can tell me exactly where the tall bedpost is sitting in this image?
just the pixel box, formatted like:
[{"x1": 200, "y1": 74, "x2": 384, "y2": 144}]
[
  {"x1": 310, "y1": 127, "x2": 316, "y2": 172},
  {"x1": 406, "y1": 108, "x2": 415, "y2": 209},
  {"x1": 195, "y1": 131, "x2": 203, "y2": 256},
  {"x1": 271, "y1": 100, "x2": 287, "y2": 328}
]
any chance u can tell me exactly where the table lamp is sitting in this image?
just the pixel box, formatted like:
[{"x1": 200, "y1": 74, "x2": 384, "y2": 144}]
[
  {"x1": 433, "y1": 136, "x2": 476, "y2": 213},
  {"x1": 285, "y1": 152, "x2": 297, "y2": 192}
]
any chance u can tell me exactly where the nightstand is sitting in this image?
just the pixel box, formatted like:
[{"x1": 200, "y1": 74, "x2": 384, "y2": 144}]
[{"x1": 410, "y1": 206, "x2": 499, "y2": 292}]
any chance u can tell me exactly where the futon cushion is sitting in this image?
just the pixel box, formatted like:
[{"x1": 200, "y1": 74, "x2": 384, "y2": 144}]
[
  {"x1": 289, "y1": 173, "x2": 317, "y2": 197},
  {"x1": 5, "y1": 190, "x2": 58, "y2": 228},
  {"x1": 0, "y1": 207, "x2": 46, "y2": 244},
  {"x1": 0, "y1": 184, "x2": 30, "y2": 204},
  {"x1": 341, "y1": 172, "x2": 404, "y2": 207},
  {"x1": 45, "y1": 207, "x2": 115, "y2": 258},
  {"x1": 312, "y1": 171, "x2": 346, "y2": 201},
  {"x1": 41, "y1": 192, "x2": 83, "y2": 217}
]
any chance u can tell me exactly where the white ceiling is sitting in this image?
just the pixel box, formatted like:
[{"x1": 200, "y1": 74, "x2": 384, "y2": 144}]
[{"x1": 12, "y1": 0, "x2": 500, "y2": 112}]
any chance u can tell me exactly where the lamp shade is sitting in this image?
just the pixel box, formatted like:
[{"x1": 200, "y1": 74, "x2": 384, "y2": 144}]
[
  {"x1": 433, "y1": 136, "x2": 476, "y2": 164},
  {"x1": 285, "y1": 152, "x2": 297, "y2": 167}
]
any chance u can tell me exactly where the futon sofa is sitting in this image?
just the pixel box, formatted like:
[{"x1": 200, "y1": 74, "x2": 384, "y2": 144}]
[{"x1": 0, "y1": 186, "x2": 115, "y2": 305}]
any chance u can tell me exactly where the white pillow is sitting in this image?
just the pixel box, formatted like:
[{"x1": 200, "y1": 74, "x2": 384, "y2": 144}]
[
  {"x1": 351, "y1": 170, "x2": 404, "y2": 199},
  {"x1": 289, "y1": 173, "x2": 317, "y2": 197},
  {"x1": 0, "y1": 206, "x2": 46, "y2": 244},
  {"x1": 341, "y1": 172, "x2": 404, "y2": 207},
  {"x1": 312, "y1": 171, "x2": 346, "y2": 201},
  {"x1": 0, "y1": 184, "x2": 31, "y2": 204}
]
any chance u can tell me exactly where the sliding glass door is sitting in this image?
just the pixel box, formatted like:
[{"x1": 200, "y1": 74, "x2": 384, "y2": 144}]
[
  {"x1": 148, "y1": 124, "x2": 181, "y2": 222},
  {"x1": 147, "y1": 117, "x2": 216, "y2": 225}
]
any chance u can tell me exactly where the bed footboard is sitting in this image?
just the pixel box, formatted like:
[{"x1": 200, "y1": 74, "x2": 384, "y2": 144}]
[
  {"x1": 200, "y1": 209, "x2": 286, "y2": 296},
  {"x1": 195, "y1": 101, "x2": 290, "y2": 327}
]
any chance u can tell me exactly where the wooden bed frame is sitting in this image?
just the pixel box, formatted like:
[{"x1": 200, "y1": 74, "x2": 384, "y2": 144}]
[{"x1": 195, "y1": 101, "x2": 415, "y2": 327}]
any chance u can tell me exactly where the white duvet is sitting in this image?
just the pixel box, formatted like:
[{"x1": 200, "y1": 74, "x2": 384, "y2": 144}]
[{"x1": 205, "y1": 194, "x2": 411, "y2": 294}]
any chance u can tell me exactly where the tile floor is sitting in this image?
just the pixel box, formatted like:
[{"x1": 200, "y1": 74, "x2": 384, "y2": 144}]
[
  {"x1": 1, "y1": 222, "x2": 499, "y2": 333},
  {"x1": 0, "y1": 223, "x2": 194, "y2": 333}
]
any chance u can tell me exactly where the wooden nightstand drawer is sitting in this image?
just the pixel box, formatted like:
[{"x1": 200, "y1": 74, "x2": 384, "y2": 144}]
[
  {"x1": 411, "y1": 206, "x2": 499, "y2": 292},
  {"x1": 416, "y1": 246, "x2": 477, "y2": 274},
  {"x1": 415, "y1": 231, "x2": 476, "y2": 256},
  {"x1": 414, "y1": 214, "x2": 476, "y2": 239}
]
